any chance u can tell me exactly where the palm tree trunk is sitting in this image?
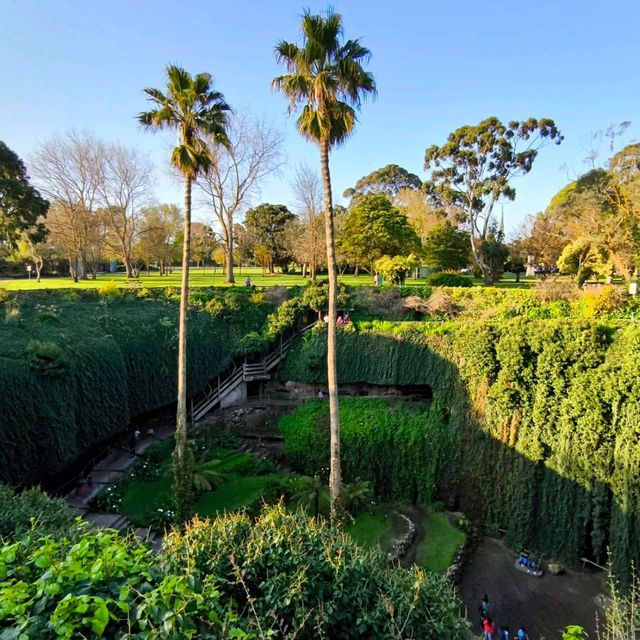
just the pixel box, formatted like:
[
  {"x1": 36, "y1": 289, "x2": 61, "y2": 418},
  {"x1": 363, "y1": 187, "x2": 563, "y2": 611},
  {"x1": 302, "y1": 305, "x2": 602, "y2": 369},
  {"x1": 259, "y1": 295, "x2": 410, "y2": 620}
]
[
  {"x1": 175, "y1": 174, "x2": 194, "y2": 521},
  {"x1": 320, "y1": 138, "x2": 342, "y2": 526}
]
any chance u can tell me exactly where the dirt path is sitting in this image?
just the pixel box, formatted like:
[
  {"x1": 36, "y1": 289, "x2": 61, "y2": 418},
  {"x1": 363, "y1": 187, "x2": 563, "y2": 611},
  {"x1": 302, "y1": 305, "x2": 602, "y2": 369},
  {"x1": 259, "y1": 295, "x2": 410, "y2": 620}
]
[{"x1": 459, "y1": 537, "x2": 604, "y2": 640}]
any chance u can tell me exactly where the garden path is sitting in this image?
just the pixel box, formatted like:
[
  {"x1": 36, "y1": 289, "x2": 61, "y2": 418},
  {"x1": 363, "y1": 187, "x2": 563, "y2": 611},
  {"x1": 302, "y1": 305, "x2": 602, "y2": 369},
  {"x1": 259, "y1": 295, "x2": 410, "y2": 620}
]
[{"x1": 459, "y1": 537, "x2": 604, "y2": 640}]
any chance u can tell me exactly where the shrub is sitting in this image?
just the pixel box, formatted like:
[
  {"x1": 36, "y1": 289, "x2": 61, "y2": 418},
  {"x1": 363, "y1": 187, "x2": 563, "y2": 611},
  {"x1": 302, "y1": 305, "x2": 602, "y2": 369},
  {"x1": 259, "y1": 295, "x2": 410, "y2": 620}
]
[
  {"x1": 0, "y1": 288, "x2": 9, "y2": 304},
  {"x1": 0, "y1": 524, "x2": 250, "y2": 639},
  {"x1": 0, "y1": 485, "x2": 75, "y2": 539},
  {"x1": 97, "y1": 281, "x2": 121, "y2": 298},
  {"x1": 533, "y1": 277, "x2": 580, "y2": 303},
  {"x1": 426, "y1": 273, "x2": 474, "y2": 287},
  {"x1": 25, "y1": 340, "x2": 69, "y2": 376},
  {"x1": 351, "y1": 286, "x2": 405, "y2": 319},
  {"x1": 262, "y1": 285, "x2": 289, "y2": 306},
  {"x1": 425, "y1": 289, "x2": 458, "y2": 317},
  {"x1": 164, "y1": 504, "x2": 469, "y2": 639},
  {"x1": 581, "y1": 286, "x2": 626, "y2": 317}
]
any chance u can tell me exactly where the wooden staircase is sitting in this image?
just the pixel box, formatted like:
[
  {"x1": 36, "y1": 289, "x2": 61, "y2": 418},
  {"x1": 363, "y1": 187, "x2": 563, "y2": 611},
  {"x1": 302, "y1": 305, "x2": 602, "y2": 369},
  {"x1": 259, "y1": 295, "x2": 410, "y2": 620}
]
[{"x1": 190, "y1": 323, "x2": 315, "y2": 422}]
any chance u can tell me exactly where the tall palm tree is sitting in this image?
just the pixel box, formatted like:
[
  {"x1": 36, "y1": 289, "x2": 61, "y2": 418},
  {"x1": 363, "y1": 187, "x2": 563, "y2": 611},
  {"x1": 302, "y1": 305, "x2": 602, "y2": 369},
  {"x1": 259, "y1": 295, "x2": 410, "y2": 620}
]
[
  {"x1": 138, "y1": 65, "x2": 230, "y2": 520},
  {"x1": 273, "y1": 10, "x2": 376, "y2": 524}
]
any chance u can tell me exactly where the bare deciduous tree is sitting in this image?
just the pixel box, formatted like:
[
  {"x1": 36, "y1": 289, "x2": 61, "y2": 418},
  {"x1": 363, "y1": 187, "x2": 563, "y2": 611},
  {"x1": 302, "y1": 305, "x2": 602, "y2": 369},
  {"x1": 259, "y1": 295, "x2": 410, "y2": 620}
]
[
  {"x1": 197, "y1": 112, "x2": 283, "y2": 283},
  {"x1": 98, "y1": 144, "x2": 153, "y2": 277},
  {"x1": 31, "y1": 131, "x2": 103, "y2": 281},
  {"x1": 31, "y1": 131, "x2": 153, "y2": 280},
  {"x1": 289, "y1": 164, "x2": 324, "y2": 279}
]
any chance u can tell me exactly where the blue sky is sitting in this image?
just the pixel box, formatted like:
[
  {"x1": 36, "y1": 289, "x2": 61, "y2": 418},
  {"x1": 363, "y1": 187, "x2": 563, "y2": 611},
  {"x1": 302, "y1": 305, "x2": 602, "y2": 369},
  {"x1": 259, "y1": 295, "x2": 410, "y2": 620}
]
[{"x1": 1, "y1": 0, "x2": 639, "y2": 235}]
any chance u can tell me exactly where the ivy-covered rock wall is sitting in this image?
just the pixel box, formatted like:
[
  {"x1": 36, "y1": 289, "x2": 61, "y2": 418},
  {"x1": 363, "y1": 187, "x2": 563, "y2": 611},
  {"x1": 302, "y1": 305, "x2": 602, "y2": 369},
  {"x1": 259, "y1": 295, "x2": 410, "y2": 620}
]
[
  {"x1": 0, "y1": 288, "x2": 274, "y2": 486},
  {"x1": 279, "y1": 320, "x2": 640, "y2": 582}
]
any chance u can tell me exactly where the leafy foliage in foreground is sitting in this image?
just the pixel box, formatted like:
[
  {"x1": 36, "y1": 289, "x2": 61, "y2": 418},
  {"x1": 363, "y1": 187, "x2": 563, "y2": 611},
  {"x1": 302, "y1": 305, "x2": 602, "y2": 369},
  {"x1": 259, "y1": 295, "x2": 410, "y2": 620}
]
[
  {"x1": 164, "y1": 504, "x2": 469, "y2": 639},
  {"x1": 0, "y1": 506, "x2": 468, "y2": 639},
  {"x1": 0, "y1": 524, "x2": 251, "y2": 639}
]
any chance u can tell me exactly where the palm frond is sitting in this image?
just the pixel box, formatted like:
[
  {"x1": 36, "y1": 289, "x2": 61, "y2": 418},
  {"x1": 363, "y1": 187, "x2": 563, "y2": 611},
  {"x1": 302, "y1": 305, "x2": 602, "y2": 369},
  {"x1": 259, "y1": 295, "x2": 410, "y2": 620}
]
[{"x1": 273, "y1": 10, "x2": 374, "y2": 147}]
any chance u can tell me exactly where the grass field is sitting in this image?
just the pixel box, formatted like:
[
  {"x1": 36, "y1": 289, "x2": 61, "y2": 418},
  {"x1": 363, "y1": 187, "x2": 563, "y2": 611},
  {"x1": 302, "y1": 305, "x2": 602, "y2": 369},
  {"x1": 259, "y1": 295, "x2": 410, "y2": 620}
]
[
  {"x1": 0, "y1": 265, "x2": 538, "y2": 291},
  {"x1": 417, "y1": 511, "x2": 467, "y2": 573}
]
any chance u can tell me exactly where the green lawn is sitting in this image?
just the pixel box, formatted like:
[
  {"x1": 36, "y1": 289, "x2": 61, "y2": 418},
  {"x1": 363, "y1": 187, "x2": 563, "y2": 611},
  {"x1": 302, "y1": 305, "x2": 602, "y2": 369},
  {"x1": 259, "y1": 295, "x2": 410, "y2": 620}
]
[
  {"x1": 416, "y1": 511, "x2": 466, "y2": 573},
  {"x1": 347, "y1": 511, "x2": 393, "y2": 548},
  {"x1": 0, "y1": 266, "x2": 537, "y2": 291},
  {"x1": 194, "y1": 475, "x2": 283, "y2": 516},
  {"x1": 115, "y1": 443, "x2": 285, "y2": 526}
]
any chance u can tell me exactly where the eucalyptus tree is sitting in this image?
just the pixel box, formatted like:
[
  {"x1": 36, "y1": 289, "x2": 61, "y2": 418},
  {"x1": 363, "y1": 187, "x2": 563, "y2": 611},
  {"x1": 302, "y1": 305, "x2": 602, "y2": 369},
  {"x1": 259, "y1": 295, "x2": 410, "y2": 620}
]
[
  {"x1": 273, "y1": 8, "x2": 376, "y2": 523},
  {"x1": 138, "y1": 65, "x2": 230, "y2": 520},
  {"x1": 423, "y1": 117, "x2": 563, "y2": 284},
  {"x1": 343, "y1": 164, "x2": 421, "y2": 202}
]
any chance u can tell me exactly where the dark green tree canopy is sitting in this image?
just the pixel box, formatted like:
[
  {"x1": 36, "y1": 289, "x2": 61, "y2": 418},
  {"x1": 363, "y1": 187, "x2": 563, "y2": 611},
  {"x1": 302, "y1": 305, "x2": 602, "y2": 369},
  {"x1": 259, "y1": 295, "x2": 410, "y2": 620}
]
[
  {"x1": 344, "y1": 164, "x2": 422, "y2": 200},
  {"x1": 338, "y1": 194, "x2": 420, "y2": 271},
  {"x1": 422, "y1": 223, "x2": 470, "y2": 271},
  {"x1": 0, "y1": 142, "x2": 48, "y2": 249},
  {"x1": 423, "y1": 116, "x2": 562, "y2": 283},
  {"x1": 244, "y1": 203, "x2": 296, "y2": 270}
]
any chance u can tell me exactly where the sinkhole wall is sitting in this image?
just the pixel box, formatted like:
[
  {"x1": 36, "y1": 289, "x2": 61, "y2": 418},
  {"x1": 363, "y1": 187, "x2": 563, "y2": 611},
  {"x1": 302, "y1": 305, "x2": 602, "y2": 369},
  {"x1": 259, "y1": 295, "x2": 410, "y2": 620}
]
[
  {"x1": 279, "y1": 319, "x2": 640, "y2": 582},
  {"x1": 0, "y1": 289, "x2": 272, "y2": 486}
]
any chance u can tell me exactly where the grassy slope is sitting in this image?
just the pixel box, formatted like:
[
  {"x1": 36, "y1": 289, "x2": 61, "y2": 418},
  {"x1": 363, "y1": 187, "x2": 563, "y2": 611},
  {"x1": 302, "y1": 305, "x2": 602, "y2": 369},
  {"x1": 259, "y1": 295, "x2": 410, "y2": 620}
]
[
  {"x1": 347, "y1": 512, "x2": 393, "y2": 549},
  {"x1": 195, "y1": 475, "x2": 282, "y2": 516},
  {"x1": 417, "y1": 512, "x2": 466, "y2": 573},
  {"x1": 118, "y1": 444, "x2": 286, "y2": 525}
]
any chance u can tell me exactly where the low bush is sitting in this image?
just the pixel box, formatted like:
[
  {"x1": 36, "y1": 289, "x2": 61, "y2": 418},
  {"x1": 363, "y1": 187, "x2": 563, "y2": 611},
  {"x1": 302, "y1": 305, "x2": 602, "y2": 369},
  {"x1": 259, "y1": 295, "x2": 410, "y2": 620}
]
[
  {"x1": 97, "y1": 281, "x2": 121, "y2": 298},
  {"x1": 351, "y1": 286, "x2": 406, "y2": 319},
  {"x1": 164, "y1": 504, "x2": 469, "y2": 639},
  {"x1": 426, "y1": 273, "x2": 474, "y2": 287},
  {"x1": 533, "y1": 277, "x2": 580, "y2": 303},
  {"x1": 0, "y1": 485, "x2": 75, "y2": 539},
  {"x1": 581, "y1": 286, "x2": 626, "y2": 317}
]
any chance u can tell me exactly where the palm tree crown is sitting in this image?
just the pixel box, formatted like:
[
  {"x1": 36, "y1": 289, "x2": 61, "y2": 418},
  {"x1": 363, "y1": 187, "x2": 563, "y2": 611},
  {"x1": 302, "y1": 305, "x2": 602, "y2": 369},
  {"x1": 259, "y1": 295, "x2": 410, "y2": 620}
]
[
  {"x1": 138, "y1": 65, "x2": 231, "y2": 178},
  {"x1": 272, "y1": 9, "x2": 376, "y2": 147}
]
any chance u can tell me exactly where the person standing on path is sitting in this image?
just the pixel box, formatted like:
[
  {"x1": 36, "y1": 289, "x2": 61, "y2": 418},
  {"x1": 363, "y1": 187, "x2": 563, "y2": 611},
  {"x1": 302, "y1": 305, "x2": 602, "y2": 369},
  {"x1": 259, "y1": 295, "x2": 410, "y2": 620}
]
[
  {"x1": 483, "y1": 617, "x2": 496, "y2": 640},
  {"x1": 499, "y1": 624, "x2": 511, "y2": 640},
  {"x1": 480, "y1": 594, "x2": 490, "y2": 617},
  {"x1": 517, "y1": 626, "x2": 529, "y2": 640}
]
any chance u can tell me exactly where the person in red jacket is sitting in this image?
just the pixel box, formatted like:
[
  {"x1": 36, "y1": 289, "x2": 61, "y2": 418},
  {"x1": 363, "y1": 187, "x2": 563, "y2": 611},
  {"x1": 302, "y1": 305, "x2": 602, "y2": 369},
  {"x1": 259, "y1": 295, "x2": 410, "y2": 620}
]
[{"x1": 483, "y1": 617, "x2": 496, "y2": 640}]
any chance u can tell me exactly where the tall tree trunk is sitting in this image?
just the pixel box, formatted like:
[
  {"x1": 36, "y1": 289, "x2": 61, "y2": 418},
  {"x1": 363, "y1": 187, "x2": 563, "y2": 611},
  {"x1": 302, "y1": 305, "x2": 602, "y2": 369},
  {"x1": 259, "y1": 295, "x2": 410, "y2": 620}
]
[
  {"x1": 320, "y1": 138, "x2": 342, "y2": 526},
  {"x1": 174, "y1": 174, "x2": 194, "y2": 521},
  {"x1": 226, "y1": 213, "x2": 235, "y2": 283}
]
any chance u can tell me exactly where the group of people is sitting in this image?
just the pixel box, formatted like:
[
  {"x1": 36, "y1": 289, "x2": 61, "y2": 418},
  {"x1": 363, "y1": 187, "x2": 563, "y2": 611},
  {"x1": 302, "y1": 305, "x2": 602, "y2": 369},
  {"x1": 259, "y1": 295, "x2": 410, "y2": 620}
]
[
  {"x1": 321, "y1": 312, "x2": 352, "y2": 325},
  {"x1": 480, "y1": 594, "x2": 529, "y2": 640}
]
